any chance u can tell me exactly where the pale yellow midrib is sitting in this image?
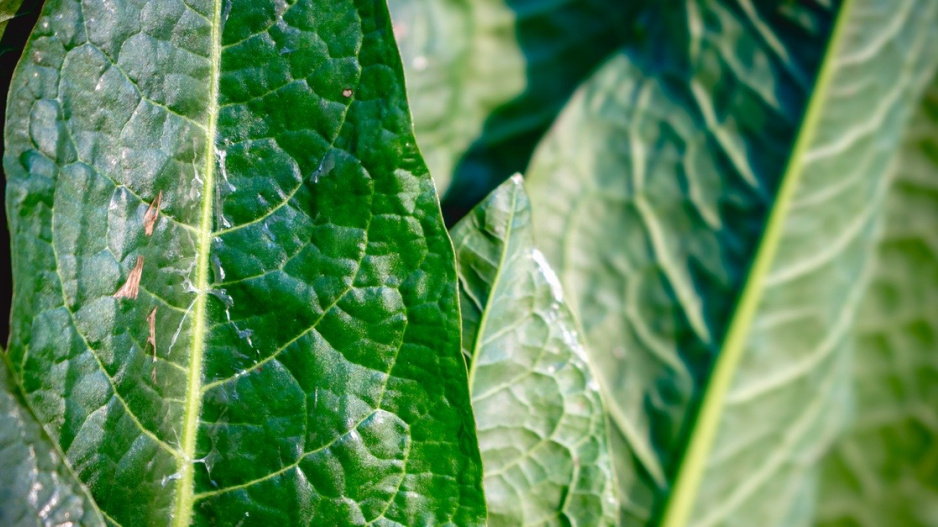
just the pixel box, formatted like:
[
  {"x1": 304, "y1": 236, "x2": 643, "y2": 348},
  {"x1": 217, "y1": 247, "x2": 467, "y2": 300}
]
[
  {"x1": 657, "y1": 1, "x2": 856, "y2": 526},
  {"x1": 171, "y1": 0, "x2": 222, "y2": 524},
  {"x1": 465, "y1": 184, "x2": 520, "y2": 393}
]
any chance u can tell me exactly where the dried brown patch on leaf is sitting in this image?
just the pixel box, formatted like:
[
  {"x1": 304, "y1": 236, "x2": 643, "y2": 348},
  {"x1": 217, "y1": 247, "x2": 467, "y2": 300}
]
[
  {"x1": 143, "y1": 191, "x2": 162, "y2": 236},
  {"x1": 113, "y1": 256, "x2": 145, "y2": 300}
]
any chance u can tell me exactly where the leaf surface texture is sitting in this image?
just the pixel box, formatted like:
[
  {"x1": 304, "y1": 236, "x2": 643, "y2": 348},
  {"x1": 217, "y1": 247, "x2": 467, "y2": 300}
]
[
  {"x1": 0, "y1": 357, "x2": 105, "y2": 527},
  {"x1": 816, "y1": 72, "x2": 938, "y2": 527},
  {"x1": 2, "y1": 0, "x2": 486, "y2": 525},
  {"x1": 524, "y1": 0, "x2": 938, "y2": 525},
  {"x1": 451, "y1": 176, "x2": 617, "y2": 526}
]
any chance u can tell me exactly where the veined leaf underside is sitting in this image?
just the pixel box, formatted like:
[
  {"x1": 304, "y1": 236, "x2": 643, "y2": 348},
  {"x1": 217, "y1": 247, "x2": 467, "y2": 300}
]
[
  {"x1": 526, "y1": 0, "x2": 938, "y2": 525},
  {"x1": 452, "y1": 176, "x2": 618, "y2": 526},
  {"x1": 816, "y1": 66, "x2": 938, "y2": 527}
]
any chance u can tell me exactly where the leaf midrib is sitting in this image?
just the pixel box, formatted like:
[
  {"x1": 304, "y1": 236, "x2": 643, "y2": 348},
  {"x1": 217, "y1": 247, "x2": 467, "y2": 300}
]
[
  {"x1": 171, "y1": 0, "x2": 223, "y2": 523},
  {"x1": 657, "y1": 1, "x2": 856, "y2": 526},
  {"x1": 466, "y1": 181, "x2": 520, "y2": 393}
]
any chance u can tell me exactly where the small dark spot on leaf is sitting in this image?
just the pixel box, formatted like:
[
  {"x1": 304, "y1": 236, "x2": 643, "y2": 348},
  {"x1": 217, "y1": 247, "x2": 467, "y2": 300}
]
[{"x1": 148, "y1": 307, "x2": 158, "y2": 383}]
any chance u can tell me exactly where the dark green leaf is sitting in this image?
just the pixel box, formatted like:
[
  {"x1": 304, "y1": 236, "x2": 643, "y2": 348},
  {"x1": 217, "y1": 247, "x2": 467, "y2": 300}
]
[
  {"x1": 0, "y1": 357, "x2": 105, "y2": 527},
  {"x1": 451, "y1": 176, "x2": 617, "y2": 526},
  {"x1": 524, "y1": 0, "x2": 938, "y2": 525},
  {"x1": 2, "y1": 0, "x2": 486, "y2": 525},
  {"x1": 389, "y1": 0, "x2": 636, "y2": 209},
  {"x1": 816, "y1": 74, "x2": 938, "y2": 527}
]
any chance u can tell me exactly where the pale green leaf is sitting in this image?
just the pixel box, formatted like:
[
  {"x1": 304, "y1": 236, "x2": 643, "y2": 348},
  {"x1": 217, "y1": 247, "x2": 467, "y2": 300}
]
[
  {"x1": 451, "y1": 176, "x2": 617, "y2": 526},
  {"x1": 0, "y1": 0, "x2": 26, "y2": 57},
  {"x1": 2, "y1": 0, "x2": 486, "y2": 525},
  {"x1": 524, "y1": 0, "x2": 938, "y2": 525},
  {"x1": 815, "y1": 74, "x2": 938, "y2": 527}
]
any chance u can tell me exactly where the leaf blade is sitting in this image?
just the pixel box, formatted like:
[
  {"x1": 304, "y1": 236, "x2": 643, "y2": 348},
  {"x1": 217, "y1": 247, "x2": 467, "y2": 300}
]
[
  {"x1": 526, "y1": 3, "x2": 834, "y2": 522},
  {"x1": 816, "y1": 71, "x2": 938, "y2": 527},
  {"x1": 524, "y1": 1, "x2": 938, "y2": 525},
  {"x1": 451, "y1": 176, "x2": 617, "y2": 526},
  {"x1": 390, "y1": 0, "x2": 636, "y2": 203},
  {"x1": 2, "y1": 0, "x2": 486, "y2": 525},
  {"x1": 0, "y1": 356, "x2": 106, "y2": 527},
  {"x1": 0, "y1": 0, "x2": 25, "y2": 34}
]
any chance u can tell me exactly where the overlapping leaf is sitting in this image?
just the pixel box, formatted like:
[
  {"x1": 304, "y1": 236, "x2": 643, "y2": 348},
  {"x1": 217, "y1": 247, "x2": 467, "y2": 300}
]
[
  {"x1": 389, "y1": 0, "x2": 635, "y2": 209},
  {"x1": 816, "y1": 76, "x2": 938, "y2": 527},
  {"x1": 451, "y1": 176, "x2": 617, "y2": 526},
  {"x1": 0, "y1": 357, "x2": 105, "y2": 527},
  {"x1": 524, "y1": 0, "x2": 938, "y2": 525},
  {"x1": 2, "y1": 0, "x2": 485, "y2": 525}
]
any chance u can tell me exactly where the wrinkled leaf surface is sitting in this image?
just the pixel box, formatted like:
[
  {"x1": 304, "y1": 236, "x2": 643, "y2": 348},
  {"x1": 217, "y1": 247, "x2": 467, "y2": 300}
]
[
  {"x1": 816, "y1": 75, "x2": 938, "y2": 527},
  {"x1": 2, "y1": 0, "x2": 486, "y2": 525},
  {"x1": 451, "y1": 176, "x2": 617, "y2": 526},
  {"x1": 0, "y1": 357, "x2": 105, "y2": 527},
  {"x1": 525, "y1": 0, "x2": 938, "y2": 525}
]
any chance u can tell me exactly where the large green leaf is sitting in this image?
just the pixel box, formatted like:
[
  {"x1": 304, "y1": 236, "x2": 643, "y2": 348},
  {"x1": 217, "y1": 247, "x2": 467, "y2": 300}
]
[
  {"x1": 525, "y1": 0, "x2": 938, "y2": 525},
  {"x1": 2, "y1": 0, "x2": 486, "y2": 525},
  {"x1": 388, "y1": 0, "x2": 635, "y2": 208},
  {"x1": 815, "y1": 76, "x2": 938, "y2": 527},
  {"x1": 0, "y1": 356, "x2": 105, "y2": 526},
  {"x1": 450, "y1": 175, "x2": 617, "y2": 525}
]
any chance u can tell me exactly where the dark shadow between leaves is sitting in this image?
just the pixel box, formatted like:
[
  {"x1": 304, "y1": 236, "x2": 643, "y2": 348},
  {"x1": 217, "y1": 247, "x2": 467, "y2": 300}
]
[
  {"x1": 0, "y1": 0, "x2": 46, "y2": 346},
  {"x1": 438, "y1": 0, "x2": 646, "y2": 226}
]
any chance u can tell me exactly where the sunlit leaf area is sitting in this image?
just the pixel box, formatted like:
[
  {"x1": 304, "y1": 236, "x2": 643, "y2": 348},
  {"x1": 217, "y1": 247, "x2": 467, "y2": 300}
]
[{"x1": 1, "y1": 1, "x2": 935, "y2": 525}]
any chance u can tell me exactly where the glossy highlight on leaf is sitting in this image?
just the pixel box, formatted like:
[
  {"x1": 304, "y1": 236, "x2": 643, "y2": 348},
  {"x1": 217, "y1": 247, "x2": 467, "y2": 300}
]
[
  {"x1": 451, "y1": 176, "x2": 617, "y2": 526},
  {"x1": 2, "y1": 0, "x2": 486, "y2": 525}
]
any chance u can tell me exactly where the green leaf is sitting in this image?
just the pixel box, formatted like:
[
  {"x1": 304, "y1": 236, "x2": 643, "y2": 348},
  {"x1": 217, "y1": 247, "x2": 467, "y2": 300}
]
[
  {"x1": 0, "y1": 357, "x2": 106, "y2": 526},
  {"x1": 524, "y1": 1, "x2": 938, "y2": 525},
  {"x1": 450, "y1": 175, "x2": 617, "y2": 526},
  {"x1": 2, "y1": 0, "x2": 486, "y2": 525},
  {"x1": 0, "y1": 0, "x2": 25, "y2": 32},
  {"x1": 389, "y1": 0, "x2": 635, "y2": 204},
  {"x1": 0, "y1": 0, "x2": 27, "y2": 58},
  {"x1": 816, "y1": 74, "x2": 938, "y2": 527}
]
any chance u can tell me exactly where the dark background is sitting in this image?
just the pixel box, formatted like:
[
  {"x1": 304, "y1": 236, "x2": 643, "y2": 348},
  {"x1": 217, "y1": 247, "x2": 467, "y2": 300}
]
[{"x1": 1, "y1": 0, "x2": 46, "y2": 344}]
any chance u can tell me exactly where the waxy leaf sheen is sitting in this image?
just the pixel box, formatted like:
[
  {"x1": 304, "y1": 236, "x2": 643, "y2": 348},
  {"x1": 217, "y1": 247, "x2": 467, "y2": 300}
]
[
  {"x1": 525, "y1": 0, "x2": 938, "y2": 525},
  {"x1": 2, "y1": 0, "x2": 486, "y2": 525},
  {"x1": 451, "y1": 176, "x2": 617, "y2": 526}
]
